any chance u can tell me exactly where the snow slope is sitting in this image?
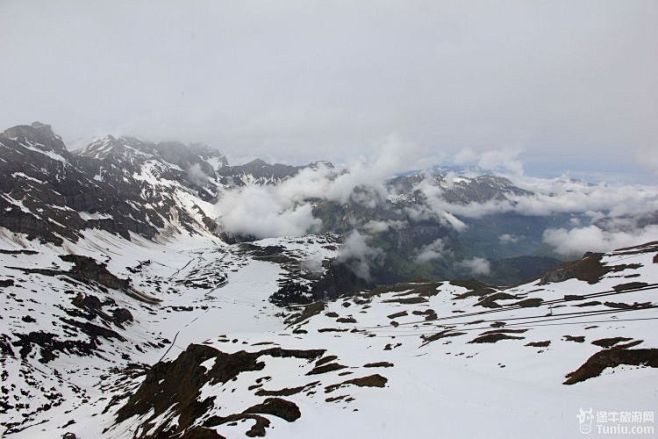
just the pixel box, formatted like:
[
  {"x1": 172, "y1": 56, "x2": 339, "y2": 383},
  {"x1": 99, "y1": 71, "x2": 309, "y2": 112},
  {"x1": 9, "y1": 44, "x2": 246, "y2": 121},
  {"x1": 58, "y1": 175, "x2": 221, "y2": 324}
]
[
  {"x1": 0, "y1": 228, "x2": 337, "y2": 437},
  {"x1": 4, "y1": 240, "x2": 649, "y2": 438}
]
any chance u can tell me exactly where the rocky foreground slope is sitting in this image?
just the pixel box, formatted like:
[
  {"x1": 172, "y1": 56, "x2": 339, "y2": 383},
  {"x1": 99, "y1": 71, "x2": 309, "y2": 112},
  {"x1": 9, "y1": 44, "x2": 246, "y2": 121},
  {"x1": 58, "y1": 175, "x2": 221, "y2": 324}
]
[
  {"x1": 1, "y1": 226, "x2": 657, "y2": 437},
  {"x1": 109, "y1": 241, "x2": 658, "y2": 439}
]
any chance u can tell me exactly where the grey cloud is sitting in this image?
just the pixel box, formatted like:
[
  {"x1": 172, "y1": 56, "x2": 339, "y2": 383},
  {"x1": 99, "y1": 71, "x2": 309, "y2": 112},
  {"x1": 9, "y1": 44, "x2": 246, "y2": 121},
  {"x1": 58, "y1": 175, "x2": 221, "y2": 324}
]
[
  {"x1": 415, "y1": 239, "x2": 449, "y2": 263},
  {"x1": 336, "y1": 230, "x2": 383, "y2": 281},
  {"x1": 186, "y1": 163, "x2": 209, "y2": 186},
  {"x1": 215, "y1": 140, "x2": 426, "y2": 238},
  {"x1": 1, "y1": 1, "x2": 657, "y2": 175}
]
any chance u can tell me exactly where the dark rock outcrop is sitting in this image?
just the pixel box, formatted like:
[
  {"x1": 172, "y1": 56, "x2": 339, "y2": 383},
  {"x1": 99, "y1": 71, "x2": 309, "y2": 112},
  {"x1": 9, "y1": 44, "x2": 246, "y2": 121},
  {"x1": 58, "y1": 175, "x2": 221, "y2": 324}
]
[
  {"x1": 114, "y1": 344, "x2": 324, "y2": 438},
  {"x1": 564, "y1": 348, "x2": 658, "y2": 384}
]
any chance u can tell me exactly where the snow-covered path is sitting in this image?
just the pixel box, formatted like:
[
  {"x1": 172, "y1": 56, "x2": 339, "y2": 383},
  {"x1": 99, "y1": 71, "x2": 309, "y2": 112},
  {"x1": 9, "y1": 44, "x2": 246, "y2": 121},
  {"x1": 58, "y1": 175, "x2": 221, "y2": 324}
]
[{"x1": 154, "y1": 258, "x2": 286, "y2": 362}]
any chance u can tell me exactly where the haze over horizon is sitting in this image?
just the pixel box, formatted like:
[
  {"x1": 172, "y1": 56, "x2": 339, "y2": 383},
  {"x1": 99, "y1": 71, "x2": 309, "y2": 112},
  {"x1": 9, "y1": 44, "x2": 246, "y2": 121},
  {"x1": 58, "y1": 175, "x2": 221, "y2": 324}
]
[{"x1": 1, "y1": 0, "x2": 657, "y2": 182}]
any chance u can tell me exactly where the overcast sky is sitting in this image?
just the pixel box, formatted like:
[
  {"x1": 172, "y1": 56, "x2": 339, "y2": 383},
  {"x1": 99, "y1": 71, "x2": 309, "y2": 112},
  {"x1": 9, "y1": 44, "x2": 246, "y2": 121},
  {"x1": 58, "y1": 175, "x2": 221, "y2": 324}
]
[{"x1": 1, "y1": 1, "x2": 657, "y2": 179}]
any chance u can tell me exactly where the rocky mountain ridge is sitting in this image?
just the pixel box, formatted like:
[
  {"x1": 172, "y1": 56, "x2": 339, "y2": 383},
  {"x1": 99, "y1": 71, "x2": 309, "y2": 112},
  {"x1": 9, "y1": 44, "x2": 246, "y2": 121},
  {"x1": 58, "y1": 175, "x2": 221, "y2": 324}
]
[{"x1": 0, "y1": 123, "x2": 221, "y2": 245}]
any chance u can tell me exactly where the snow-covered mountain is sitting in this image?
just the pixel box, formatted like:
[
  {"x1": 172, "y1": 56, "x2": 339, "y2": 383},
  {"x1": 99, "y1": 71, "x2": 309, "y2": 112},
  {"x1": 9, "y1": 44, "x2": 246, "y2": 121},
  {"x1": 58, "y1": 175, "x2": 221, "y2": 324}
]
[
  {"x1": 1, "y1": 227, "x2": 656, "y2": 438},
  {"x1": 1, "y1": 122, "x2": 657, "y2": 438},
  {"x1": 217, "y1": 159, "x2": 332, "y2": 187},
  {"x1": 114, "y1": 241, "x2": 658, "y2": 439},
  {"x1": 0, "y1": 123, "x2": 221, "y2": 245},
  {"x1": 0, "y1": 230, "x2": 338, "y2": 437}
]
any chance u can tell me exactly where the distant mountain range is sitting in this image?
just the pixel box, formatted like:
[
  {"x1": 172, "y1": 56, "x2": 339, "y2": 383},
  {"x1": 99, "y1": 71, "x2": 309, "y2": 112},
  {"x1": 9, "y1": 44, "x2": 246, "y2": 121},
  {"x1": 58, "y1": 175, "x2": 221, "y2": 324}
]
[{"x1": 1, "y1": 121, "x2": 569, "y2": 289}]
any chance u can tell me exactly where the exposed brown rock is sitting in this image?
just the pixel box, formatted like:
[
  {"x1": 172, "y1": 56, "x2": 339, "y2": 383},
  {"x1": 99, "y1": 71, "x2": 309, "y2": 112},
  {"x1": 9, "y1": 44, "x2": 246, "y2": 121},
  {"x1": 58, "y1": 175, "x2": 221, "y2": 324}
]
[
  {"x1": 255, "y1": 382, "x2": 318, "y2": 397},
  {"x1": 603, "y1": 301, "x2": 652, "y2": 310},
  {"x1": 315, "y1": 355, "x2": 338, "y2": 367},
  {"x1": 115, "y1": 344, "x2": 323, "y2": 438},
  {"x1": 325, "y1": 374, "x2": 388, "y2": 393},
  {"x1": 514, "y1": 298, "x2": 543, "y2": 308},
  {"x1": 387, "y1": 311, "x2": 408, "y2": 319},
  {"x1": 363, "y1": 362, "x2": 394, "y2": 368},
  {"x1": 564, "y1": 348, "x2": 658, "y2": 384},
  {"x1": 563, "y1": 335, "x2": 585, "y2": 343},
  {"x1": 421, "y1": 330, "x2": 466, "y2": 346},
  {"x1": 244, "y1": 397, "x2": 301, "y2": 422},
  {"x1": 382, "y1": 296, "x2": 428, "y2": 305},
  {"x1": 540, "y1": 253, "x2": 608, "y2": 284},
  {"x1": 306, "y1": 363, "x2": 348, "y2": 376},
  {"x1": 478, "y1": 292, "x2": 517, "y2": 308},
  {"x1": 591, "y1": 337, "x2": 633, "y2": 348},
  {"x1": 288, "y1": 302, "x2": 326, "y2": 325},
  {"x1": 613, "y1": 282, "x2": 649, "y2": 292},
  {"x1": 470, "y1": 330, "x2": 525, "y2": 344}
]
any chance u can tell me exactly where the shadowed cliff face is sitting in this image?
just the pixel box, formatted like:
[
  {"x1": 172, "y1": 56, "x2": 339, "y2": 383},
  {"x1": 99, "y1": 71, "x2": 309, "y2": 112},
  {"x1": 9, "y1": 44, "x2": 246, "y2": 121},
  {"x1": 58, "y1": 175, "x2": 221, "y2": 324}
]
[{"x1": 0, "y1": 122, "x2": 222, "y2": 245}]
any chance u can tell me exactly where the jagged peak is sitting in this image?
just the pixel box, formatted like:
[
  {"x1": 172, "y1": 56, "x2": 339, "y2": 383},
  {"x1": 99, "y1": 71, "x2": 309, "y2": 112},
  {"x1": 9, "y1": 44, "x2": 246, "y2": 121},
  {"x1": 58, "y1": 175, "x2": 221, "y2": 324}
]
[
  {"x1": 244, "y1": 158, "x2": 269, "y2": 167},
  {"x1": 310, "y1": 160, "x2": 334, "y2": 169},
  {"x1": 156, "y1": 141, "x2": 227, "y2": 163},
  {"x1": 1, "y1": 121, "x2": 68, "y2": 155},
  {"x1": 78, "y1": 135, "x2": 155, "y2": 160},
  {"x1": 29, "y1": 121, "x2": 56, "y2": 136}
]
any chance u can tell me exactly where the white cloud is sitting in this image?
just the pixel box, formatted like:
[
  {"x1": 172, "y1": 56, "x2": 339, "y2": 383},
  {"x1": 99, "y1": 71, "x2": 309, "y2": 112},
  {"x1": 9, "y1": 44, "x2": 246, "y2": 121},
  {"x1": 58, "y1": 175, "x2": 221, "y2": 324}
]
[
  {"x1": 215, "y1": 144, "x2": 658, "y2": 263},
  {"x1": 458, "y1": 257, "x2": 491, "y2": 276},
  {"x1": 455, "y1": 147, "x2": 524, "y2": 176},
  {"x1": 414, "y1": 173, "x2": 658, "y2": 221},
  {"x1": 301, "y1": 253, "x2": 325, "y2": 274},
  {"x1": 499, "y1": 233, "x2": 521, "y2": 244},
  {"x1": 336, "y1": 230, "x2": 382, "y2": 281},
  {"x1": 542, "y1": 224, "x2": 658, "y2": 256},
  {"x1": 407, "y1": 177, "x2": 469, "y2": 231},
  {"x1": 362, "y1": 220, "x2": 390, "y2": 234},
  {"x1": 186, "y1": 163, "x2": 209, "y2": 186},
  {"x1": 362, "y1": 220, "x2": 405, "y2": 234},
  {"x1": 215, "y1": 184, "x2": 321, "y2": 238},
  {"x1": 215, "y1": 138, "x2": 430, "y2": 238},
  {"x1": 415, "y1": 239, "x2": 448, "y2": 263}
]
